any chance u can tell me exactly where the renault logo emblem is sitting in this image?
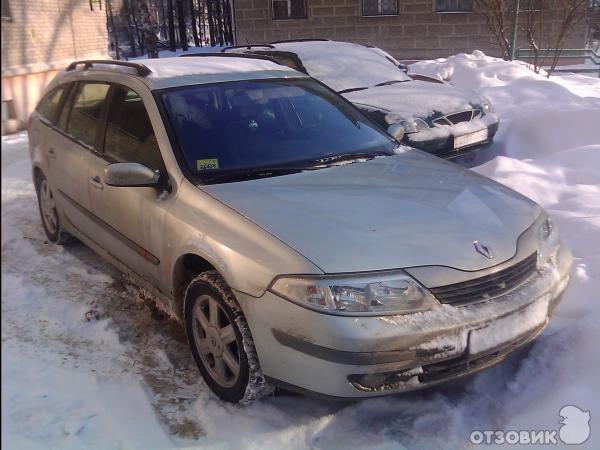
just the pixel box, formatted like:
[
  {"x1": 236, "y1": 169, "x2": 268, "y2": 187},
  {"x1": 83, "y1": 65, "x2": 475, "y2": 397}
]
[{"x1": 474, "y1": 240, "x2": 494, "y2": 259}]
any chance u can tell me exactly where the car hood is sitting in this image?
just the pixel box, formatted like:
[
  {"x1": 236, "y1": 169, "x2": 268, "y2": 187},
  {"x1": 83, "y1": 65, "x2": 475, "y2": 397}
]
[
  {"x1": 343, "y1": 80, "x2": 483, "y2": 120},
  {"x1": 202, "y1": 150, "x2": 541, "y2": 274}
]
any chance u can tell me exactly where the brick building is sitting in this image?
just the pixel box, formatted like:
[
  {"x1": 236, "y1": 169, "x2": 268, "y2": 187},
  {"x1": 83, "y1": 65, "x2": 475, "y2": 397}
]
[
  {"x1": 231, "y1": 0, "x2": 589, "y2": 61},
  {"x1": 1, "y1": 0, "x2": 108, "y2": 133}
]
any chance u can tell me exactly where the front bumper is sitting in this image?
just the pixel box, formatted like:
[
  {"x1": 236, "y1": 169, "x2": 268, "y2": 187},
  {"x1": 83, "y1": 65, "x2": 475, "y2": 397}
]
[
  {"x1": 237, "y1": 244, "x2": 572, "y2": 398},
  {"x1": 404, "y1": 113, "x2": 499, "y2": 159}
]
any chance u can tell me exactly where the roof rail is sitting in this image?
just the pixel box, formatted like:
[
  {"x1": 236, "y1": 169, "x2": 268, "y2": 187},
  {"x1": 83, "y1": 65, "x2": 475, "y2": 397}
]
[
  {"x1": 222, "y1": 44, "x2": 275, "y2": 51},
  {"x1": 270, "y1": 38, "x2": 330, "y2": 44},
  {"x1": 178, "y1": 52, "x2": 285, "y2": 66},
  {"x1": 66, "y1": 60, "x2": 152, "y2": 77}
]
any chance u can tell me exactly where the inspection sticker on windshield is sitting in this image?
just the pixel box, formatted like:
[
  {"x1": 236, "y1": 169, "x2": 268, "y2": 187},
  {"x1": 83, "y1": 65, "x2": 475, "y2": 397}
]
[
  {"x1": 197, "y1": 159, "x2": 219, "y2": 170},
  {"x1": 454, "y1": 129, "x2": 488, "y2": 150}
]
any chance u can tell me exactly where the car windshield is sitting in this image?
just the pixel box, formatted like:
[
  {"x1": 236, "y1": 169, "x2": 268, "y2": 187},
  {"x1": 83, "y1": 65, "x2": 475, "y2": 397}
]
[
  {"x1": 273, "y1": 42, "x2": 412, "y2": 92},
  {"x1": 162, "y1": 79, "x2": 396, "y2": 183}
]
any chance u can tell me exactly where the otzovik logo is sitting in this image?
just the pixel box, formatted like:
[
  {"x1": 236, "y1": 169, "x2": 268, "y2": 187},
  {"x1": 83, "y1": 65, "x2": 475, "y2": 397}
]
[
  {"x1": 473, "y1": 240, "x2": 494, "y2": 259},
  {"x1": 559, "y1": 405, "x2": 591, "y2": 445},
  {"x1": 469, "y1": 405, "x2": 591, "y2": 446}
]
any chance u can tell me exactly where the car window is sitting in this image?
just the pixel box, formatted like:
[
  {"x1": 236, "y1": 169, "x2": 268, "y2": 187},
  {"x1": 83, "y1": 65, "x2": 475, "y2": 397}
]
[
  {"x1": 36, "y1": 86, "x2": 66, "y2": 123},
  {"x1": 104, "y1": 86, "x2": 164, "y2": 172},
  {"x1": 66, "y1": 82, "x2": 110, "y2": 147},
  {"x1": 56, "y1": 84, "x2": 75, "y2": 131},
  {"x1": 162, "y1": 79, "x2": 395, "y2": 179}
]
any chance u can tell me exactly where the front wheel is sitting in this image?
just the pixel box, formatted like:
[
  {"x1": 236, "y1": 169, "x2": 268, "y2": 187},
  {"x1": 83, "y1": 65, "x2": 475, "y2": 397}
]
[{"x1": 184, "y1": 271, "x2": 271, "y2": 403}]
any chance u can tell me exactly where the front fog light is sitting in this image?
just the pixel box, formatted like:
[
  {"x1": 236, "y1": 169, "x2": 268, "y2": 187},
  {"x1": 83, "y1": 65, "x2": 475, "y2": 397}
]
[{"x1": 270, "y1": 272, "x2": 436, "y2": 315}]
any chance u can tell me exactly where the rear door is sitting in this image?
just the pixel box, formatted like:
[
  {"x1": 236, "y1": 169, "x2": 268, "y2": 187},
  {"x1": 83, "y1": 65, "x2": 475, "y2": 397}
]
[
  {"x1": 87, "y1": 84, "x2": 169, "y2": 286},
  {"x1": 29, "y1": 84, "x2": 69, "y2": 190},
  {"x1": 44, "y1": 81, "x2": 111, "y2": 239}
]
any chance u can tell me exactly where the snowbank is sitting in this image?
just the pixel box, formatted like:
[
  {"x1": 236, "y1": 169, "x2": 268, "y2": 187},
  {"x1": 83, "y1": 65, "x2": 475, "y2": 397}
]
[{"x1": 2, "y1": 52, "x2": 600, "y2": 449}]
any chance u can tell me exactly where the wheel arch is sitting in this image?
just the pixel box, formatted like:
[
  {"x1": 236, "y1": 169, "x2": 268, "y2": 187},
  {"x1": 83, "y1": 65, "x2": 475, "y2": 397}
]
[
  {"x1": 32, "y1": 164, "x2": 44, "y2": 185},
  {"x1": 171, "y1": 251, "x2": 223, "y2": 318}
]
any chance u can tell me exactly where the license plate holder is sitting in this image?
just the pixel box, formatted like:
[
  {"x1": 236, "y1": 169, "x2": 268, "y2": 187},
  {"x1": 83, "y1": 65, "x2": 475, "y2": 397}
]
[{"x1": 454, "y1": 128, "x2": 488, "y2": 150}]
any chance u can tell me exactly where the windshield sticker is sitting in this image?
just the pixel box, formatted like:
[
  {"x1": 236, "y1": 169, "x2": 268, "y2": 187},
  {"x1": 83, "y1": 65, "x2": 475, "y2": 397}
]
[{"x1": 196, "y1": 159, "x2": 219, "y2": 171}]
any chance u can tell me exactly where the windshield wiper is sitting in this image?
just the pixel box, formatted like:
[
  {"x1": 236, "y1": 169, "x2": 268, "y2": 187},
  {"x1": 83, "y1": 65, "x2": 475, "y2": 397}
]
[
  {"x1": 337, "y1": 86, "x2": 369, "y2": 94},
  {"x1": 199, "y1": 165, "x2": 324, "y2": 184},
  {"x1": 338, "y1": 80, "x2": 408, "y2": 94},
  {"x1": 374, "y1": 79, "x2": 409, "y2": 87},
  {"x1": 199, "y1": 151, "x2": 394, "y2": 184},
  {"x1": 313, "y1": 150, "x2": 394, "y2": 166}
]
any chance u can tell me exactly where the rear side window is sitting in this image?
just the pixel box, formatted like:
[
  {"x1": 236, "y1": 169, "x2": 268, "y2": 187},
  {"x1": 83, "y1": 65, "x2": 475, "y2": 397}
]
[
  {"x1": 103, "y1": 86, "x2": 164, "y2": 172},
  {"x1": 66, "y1": 82, "x2": 110, "y2": 147},
  {"x1": 36, "y1": 87, "x2": 66, "y2": 123}
]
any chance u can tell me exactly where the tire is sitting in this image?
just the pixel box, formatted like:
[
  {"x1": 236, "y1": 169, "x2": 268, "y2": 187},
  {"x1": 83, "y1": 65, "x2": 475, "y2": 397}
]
[
  {"x1": 34, "y1": 171, "x2": 75, "y2": 245},
  {"x1": 184, "y1": 271, "x2": 271, "y2": 403}
]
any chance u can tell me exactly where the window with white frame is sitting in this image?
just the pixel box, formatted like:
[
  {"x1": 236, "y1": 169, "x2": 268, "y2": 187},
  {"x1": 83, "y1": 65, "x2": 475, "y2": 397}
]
[
  {"x1": 435, "y1": 0, "x2": 473, "y2": 12},
  {"x1": 272, "y1": 0, "x2": 307, "y2": 19},
  {"x1": 362, "y1": 0, "x2": 398, "y2": 16}
]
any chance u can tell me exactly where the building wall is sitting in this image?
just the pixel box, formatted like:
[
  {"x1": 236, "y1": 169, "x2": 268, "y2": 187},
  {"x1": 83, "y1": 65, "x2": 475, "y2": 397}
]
[
  {"x1": 233, "y1": 0, "x2": 588, "y2": 60},
  {"x1": 1, "y1": 0, "x2": 109, "y2": 132}
]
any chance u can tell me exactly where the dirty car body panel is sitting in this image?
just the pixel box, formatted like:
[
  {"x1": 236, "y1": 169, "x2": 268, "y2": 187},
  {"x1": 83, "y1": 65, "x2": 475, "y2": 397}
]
[{"x1": 28, "y1": 56, "x2": 571, "y2": 400}]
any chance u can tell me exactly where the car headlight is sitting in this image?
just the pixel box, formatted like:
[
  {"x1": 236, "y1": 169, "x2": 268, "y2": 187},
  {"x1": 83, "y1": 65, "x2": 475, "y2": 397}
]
[
  {"x1": 270, "y1": 272, "x2": 437, "y2": 315},
  {"x1": 537, "y1": 212, "x2": 560, "y2": 265},
  {"x1": 384, "y1": 114, "x2": 429, "y2": 134},
  {"x1": 481, "y1": 96, "x2": 494, "y2": 114}
]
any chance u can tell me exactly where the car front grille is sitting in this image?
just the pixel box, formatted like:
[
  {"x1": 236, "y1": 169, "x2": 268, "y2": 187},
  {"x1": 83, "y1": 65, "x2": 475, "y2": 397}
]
[
  {"x1": 429, "y1": 252, "x2": 538, "y2": 306},
  {"x1": 433, "y1": 109, "x2": 481, "y2": 126}
]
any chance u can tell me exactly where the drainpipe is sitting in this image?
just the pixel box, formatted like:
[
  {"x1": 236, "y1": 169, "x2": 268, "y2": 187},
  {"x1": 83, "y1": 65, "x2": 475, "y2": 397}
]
[{"x1": 510, "y1": 0, "x2": 521, "y2": 60}]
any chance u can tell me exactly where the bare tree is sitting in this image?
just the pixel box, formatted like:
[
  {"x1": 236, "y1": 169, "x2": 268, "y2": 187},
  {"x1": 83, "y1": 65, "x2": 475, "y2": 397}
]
[
  {"x1": 128, "y1": 0, "x2": 145, "y2": 55},
  {"x1": 176, "y1": 0, "x2": 189, "y2": 50},
  {"x1": 520, "y1": 0, "x2": 590, "y2": 75},
  {"x1": 547, "y1": 0, "x2": 590, "y2": 74},
  {"x1": 222, "y1": 0, "x2": 233, "y2": 44},
  {"x1": 477, "y1": 0, "x2": 592, "y2": 75},
  {"x1": 521, "y1": 0, "x2": 546, "y2": 72},
  {"x1": 167, "y1": 0, "x2": 176, "y2": 51},
  {"x1": 189, "y1": 0, "x2": 201, "y2": 46},
  {"x1": 206, "y1": 0, "x2": 217, "y2": 46},
  {"x1": 107, "y1": 0, "x2": 121, "y2": 60},
  {"x1": 474, "y1": 0, "x2": 512, "y2": 59}
]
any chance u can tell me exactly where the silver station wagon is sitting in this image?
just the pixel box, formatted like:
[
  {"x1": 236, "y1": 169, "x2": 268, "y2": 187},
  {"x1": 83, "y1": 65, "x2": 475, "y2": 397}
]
[{"x1": 28, "y1": 56, "x2": 572, "y2": 403}]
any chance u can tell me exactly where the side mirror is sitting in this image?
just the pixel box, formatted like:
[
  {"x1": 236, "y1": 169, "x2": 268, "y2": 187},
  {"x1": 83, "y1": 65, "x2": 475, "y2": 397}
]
[
  {"x1": 388, "y1": 123, "x2": 405, "y2": 142},
  {"x1": 398, "y1": 63, "x2": 408, "y2": 72},
  {"x1": 104, "y1": 162, "x2": 160, "y2": 187}
]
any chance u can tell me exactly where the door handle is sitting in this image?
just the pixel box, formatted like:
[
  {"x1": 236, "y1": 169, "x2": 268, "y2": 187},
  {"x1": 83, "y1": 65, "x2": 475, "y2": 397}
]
[
  {"x1": 48, "y1": 148, "x2": 56, "y2": 160},
  {"x1": 89, "y1": 175, "x2": 104, "y2": 190}
]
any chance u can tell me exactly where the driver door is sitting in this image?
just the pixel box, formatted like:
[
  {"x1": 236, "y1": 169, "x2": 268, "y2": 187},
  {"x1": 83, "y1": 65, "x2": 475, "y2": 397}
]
[{"x1": 87, "y1": 84, "x2": 170, "y2": 287}]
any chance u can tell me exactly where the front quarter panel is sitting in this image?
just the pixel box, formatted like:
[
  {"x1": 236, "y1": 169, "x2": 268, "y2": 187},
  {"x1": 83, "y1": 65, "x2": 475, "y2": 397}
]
[{"x1": 164, "y1": 179, "x2": 323, "y2": 299}]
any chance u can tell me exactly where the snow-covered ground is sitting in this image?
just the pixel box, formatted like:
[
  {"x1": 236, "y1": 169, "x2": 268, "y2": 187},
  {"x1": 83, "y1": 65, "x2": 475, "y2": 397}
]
[{"x1": 2, "y1": 52, "x2": 599, "y2": 449}]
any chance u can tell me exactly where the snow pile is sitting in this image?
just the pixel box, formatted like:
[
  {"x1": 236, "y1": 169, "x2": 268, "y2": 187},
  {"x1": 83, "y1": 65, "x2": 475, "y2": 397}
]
[
  {"x1": 412, "y1": 51, "x2": 600, "y2": 440},
  {"x1": 2, "y1": 52, "x2": 600, "y2": 449}
]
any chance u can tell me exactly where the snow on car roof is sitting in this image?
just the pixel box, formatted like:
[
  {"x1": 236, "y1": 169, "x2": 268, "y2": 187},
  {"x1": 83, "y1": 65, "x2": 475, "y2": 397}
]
[
  {"x1": 271, "y1": 41, "x2": 410, "y2": 92},
  {"x1": 141, "y1": 56, "x2": 306, "y2": 89}
]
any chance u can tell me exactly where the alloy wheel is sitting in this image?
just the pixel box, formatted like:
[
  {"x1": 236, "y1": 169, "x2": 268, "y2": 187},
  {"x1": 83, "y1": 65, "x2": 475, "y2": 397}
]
[
  {"x1": 191, "y1": 294, "x2": 241, "y2": 388},
  {"x1": 39, "y1": 179, "x2": 58, "y2": 235}
]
